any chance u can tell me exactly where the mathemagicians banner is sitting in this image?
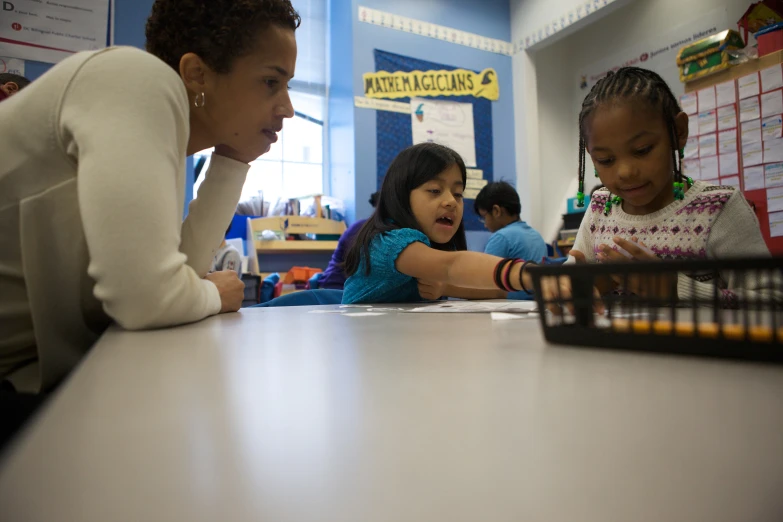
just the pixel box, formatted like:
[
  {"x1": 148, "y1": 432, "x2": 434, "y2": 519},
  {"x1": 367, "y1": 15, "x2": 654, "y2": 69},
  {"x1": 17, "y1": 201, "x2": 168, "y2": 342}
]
[{"x1": 363, "y1": 68, "x2": 499, "y2": 101}]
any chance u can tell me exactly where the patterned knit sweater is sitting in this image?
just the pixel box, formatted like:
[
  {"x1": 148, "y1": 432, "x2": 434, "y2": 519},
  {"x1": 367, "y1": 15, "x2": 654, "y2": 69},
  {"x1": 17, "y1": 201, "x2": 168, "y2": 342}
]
[{"x1": 571, "y1": 181, "x2": 776, "y2": 304}]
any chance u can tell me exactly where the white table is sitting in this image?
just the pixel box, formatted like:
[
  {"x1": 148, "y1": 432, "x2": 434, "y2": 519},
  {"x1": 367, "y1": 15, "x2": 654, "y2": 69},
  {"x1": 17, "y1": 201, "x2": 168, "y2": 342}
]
[{"x1": 1, "y1": 305, "x2": 783, "y2": 522}]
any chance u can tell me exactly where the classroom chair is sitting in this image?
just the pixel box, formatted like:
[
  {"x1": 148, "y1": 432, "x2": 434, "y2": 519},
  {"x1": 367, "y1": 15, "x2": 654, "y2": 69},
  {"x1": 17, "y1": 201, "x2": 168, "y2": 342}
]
[{"x1": 252, "y1": 289, "x2": 344, "y2": 307}]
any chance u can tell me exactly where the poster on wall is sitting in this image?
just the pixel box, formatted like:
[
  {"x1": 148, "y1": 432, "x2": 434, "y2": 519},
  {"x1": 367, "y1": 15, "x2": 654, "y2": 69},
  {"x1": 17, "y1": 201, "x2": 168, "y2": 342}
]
[
  {"x1": 374, "y1": 49, "x2": 494, "y2": 232},
  {"x1": 0, "y1": 56, "x2": 24, "y2": 76},
  {"x1": 576, "y1": 9, "x2": 727, "y2": 100},
  {"x1": 0, "y1": 0, "x2": 110, "y2": 64},
  {"x1": 364, "y1": 67, "x2": 499, "y2": 101},
  {"x1": 411, "y1": 98, "x2": 477, "y2": 167}
]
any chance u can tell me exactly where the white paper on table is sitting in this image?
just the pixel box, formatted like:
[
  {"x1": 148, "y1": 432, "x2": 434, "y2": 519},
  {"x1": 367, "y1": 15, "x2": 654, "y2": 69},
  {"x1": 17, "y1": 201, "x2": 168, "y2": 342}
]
[
  {"x1": 741, "y1": 119, "x2": 762, "y2": 145},
  {"x1": 761, "y1": 65, "x2": 783, "y2": 93},
  {"x1": 491, "y1": 311, "x2": 536, "y2": 321},
  {"x1": 680, "y1": 92, "x2": 698, "y2": 115},
  {"x1": 720, "y1": 175, "x2": 741, "y2": 188},
  {"x1": 761, "y1": 90, "x2": 783, "y2": 118},
  {"x1": 697, "y1": 133, "x2": 717, "y2": 157},
  {"x1": 683, "y1": 158, "x2": 701, "y2": 179},
  {"x1": 764, "y1": 138, "x2": 783, "y2": 163},
  {"x1": 718, "y1": 128, "x2": 738, "y2": 153},
  {"x1": 744, "y1": 166, "x2": 765, "y2": 190},
  {"x1": 697, "y1": 87, "x2": 717, "y2": 112},
  {"x1": 739, "y1": 97, "x2": 761, "y2": 122},
  {"x1": 716, "y1": 105, "x2": 737, "y2": 130},
  {"x1": 684, "y1": 136, "x2": 699, "y2": 159},
  {"x1": 688, "y1": 115, "x2": 700, "y2": 137},
  {"x1": 769, "y1": 211, "x2": 783, "y2": 237},
  {"x1": 743, "y1": 140, "x2": 764, "y2": 166},
  {"x1": 698, "y1": 111, "x2": 717, "y2": 135},
  {"x1": 699, "y1": 155, "x2": 719, "y2": 181},
  {"x1": 765, "y1": 162, "x2": 783, "y2": 187},
  {"x1": 719, "y1": 152, "x2": 739, "y2": 176},
  {"x1": 716, "y1": 81, "x2": 737, "y2": 107},
  {"x1": 738, "y1": 72, "x2": 760, "y2": 99},
  {"x1": 410, "y1": 97, "x2": 477, "y2": 167},
  {"x1": 767, "y1": 186, "x2": 783, "y2": 213},
  {"x1": 406, "y1": 301, "x2": 538, "y2": 313}
]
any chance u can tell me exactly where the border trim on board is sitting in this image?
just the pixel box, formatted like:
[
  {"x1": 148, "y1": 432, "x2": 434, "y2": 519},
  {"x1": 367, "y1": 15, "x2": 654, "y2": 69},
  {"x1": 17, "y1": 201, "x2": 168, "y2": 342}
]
[
  {"x1": 353, "y1": 96, "x2": 410, "y2": 113},
  {"x1": 357, "y1": 6, "x2": 512, "y2": 56}
]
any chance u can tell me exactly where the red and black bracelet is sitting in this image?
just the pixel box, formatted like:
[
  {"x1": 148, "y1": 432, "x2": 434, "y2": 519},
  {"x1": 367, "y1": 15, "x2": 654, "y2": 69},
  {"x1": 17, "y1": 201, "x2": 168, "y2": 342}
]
[
  {"x1": 507, "y1": 259, "x2": 525, "y2": 291},
  {"x1": 495, "y1": 258, "x2": 529, "y2": 292},
  {"x1": 494, "y1": 258, "x2": 513, "y2": 291}
]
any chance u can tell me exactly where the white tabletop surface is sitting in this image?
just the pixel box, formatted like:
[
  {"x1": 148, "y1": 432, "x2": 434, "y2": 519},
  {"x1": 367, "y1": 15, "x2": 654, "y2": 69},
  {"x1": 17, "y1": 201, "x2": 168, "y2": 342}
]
[{"x1": 1, "y1": 304, "x2": 783, "y2": 522}]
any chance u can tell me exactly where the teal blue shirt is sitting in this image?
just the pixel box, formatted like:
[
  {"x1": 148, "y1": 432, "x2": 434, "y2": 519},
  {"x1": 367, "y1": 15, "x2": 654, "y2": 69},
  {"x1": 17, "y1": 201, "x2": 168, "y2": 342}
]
[
  {"x1": 484, "y1": 220, "x2": 547, "y2": 262},
  {"x1": 342, "y1": 228, "x2": 431, "y2": 304}
]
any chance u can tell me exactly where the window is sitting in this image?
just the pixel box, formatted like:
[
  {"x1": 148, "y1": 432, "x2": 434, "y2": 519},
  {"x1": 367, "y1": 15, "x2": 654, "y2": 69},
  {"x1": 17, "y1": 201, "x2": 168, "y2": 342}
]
[{"x1": 193, "y1": 0, "x2": 327, "y2": 208}]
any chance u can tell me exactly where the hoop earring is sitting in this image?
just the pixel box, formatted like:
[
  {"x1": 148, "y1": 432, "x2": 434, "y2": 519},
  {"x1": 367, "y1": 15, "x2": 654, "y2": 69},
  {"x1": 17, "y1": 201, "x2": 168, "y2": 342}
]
[{"x1": 194, "y1": 92, "x2": 206, "y2": 108}]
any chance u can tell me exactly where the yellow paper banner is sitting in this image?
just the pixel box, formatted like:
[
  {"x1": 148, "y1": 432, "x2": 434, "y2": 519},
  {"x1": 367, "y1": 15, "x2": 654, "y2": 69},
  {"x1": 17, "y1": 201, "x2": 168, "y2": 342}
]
[{"x1": 363, "y1": 68, "x2": 499, "y2": 101}]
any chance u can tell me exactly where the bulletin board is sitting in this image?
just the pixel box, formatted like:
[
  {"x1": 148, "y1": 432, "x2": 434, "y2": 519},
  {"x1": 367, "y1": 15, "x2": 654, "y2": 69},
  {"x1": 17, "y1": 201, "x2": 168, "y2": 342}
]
[
  {"x1": 374, "y1": 49, "x2": 494, "y2": 231},
  {"x1": 682, "y1": 51, "x2": 783, "y2": 254}
]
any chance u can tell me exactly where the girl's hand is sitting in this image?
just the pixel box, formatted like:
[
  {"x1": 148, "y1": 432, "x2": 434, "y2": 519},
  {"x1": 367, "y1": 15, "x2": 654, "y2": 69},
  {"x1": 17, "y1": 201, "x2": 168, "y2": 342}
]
[
  {"x1": 417, "y1": 279, "x2": 446, "y2": 301},
  {"x1": 597, "y1": 236, "x2": 658, "y2": 263},
  {"x1": 597, "y1": 237, "x2": 675, "y2": 299},
  {"x1": 539, "y1": 274, "x2": 604, "y2": 316},
  {"x1": 539, "y1": 250, "x2": 604, "y2": 316}
]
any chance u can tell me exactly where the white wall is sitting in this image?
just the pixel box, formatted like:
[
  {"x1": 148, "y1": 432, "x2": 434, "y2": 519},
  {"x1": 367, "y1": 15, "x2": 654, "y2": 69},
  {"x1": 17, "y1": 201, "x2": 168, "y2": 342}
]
[
  {"x1": 511, "y1": 0, "x2": 625, "y2": 229},
  {"x1": 534, "y1": 41, "x2": 579, "y2": 238},
  {"x1": 513, "y1": 0, "x2": 754, "y2": 241}
]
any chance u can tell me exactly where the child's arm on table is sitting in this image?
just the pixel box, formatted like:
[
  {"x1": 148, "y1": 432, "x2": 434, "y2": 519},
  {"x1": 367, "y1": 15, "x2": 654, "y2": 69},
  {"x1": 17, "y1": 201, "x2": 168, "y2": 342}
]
[
  {"x1": 399, "y1": 243, "x2": 601, "y2": 313},
  {"x1": 396, "y1": 243, "x2": 531, "y2": 291},
  {"x1": 416, "y1": 279, "x2": 506, "y2": 300}
]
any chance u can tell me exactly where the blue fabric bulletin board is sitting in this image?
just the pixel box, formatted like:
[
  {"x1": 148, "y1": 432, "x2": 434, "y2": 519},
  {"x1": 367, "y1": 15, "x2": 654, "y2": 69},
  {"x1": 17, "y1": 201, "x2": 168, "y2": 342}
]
[{"x1": 374, "y1": 49, "x2": 494, "y2": 231}]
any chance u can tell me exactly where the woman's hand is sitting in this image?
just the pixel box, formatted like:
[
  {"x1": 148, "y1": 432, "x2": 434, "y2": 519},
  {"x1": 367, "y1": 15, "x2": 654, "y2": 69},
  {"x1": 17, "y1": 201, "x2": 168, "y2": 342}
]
[
  {"x1": 597, "y1": 237, "x2": 675, "y2": 299},
  {"x1": 205, "y1": 270, "x2": 245, "y2": 313}
]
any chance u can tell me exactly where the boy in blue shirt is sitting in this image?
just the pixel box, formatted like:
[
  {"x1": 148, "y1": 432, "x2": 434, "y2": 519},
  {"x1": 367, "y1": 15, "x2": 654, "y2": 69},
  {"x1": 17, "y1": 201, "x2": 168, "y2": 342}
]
[{"x1": 475, "y1": 181, "x2": 547, "y2": 262}]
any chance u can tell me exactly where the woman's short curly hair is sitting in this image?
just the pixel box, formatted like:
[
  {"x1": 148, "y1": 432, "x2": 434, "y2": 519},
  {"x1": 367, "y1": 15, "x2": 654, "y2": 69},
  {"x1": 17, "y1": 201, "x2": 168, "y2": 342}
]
[{"x1": 145, "y1": 0, "x2": 301, "y2": 74}]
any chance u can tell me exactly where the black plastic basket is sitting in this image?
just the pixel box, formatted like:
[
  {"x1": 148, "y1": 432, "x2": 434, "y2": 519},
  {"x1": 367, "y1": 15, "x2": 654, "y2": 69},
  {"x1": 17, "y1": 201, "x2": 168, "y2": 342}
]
[{"x1": 529, "y1": 257, "x2": 783, "y2": 363}]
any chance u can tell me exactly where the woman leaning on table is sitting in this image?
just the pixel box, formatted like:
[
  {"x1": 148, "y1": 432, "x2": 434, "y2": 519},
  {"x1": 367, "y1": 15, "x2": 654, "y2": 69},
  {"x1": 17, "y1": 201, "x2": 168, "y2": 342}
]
[{"x1": 0, "y1": 0, "x2": 300, "y2": 394}]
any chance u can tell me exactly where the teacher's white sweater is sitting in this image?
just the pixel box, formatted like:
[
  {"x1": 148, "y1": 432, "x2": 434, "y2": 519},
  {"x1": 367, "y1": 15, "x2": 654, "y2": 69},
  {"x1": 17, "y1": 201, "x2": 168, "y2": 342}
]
[{"x1": 0, "y1": 47, "x2": 248, "y2": 392}]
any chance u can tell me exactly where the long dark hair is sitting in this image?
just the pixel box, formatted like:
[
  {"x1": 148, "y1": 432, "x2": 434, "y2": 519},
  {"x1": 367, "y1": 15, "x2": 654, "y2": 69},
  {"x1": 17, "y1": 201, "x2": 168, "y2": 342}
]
[
  {"x1": 344, "y1": 142, "x2": 468, "y2": 277},
  {"x1": 577, "y1": 67, "x2": 683, "y2": 204}
]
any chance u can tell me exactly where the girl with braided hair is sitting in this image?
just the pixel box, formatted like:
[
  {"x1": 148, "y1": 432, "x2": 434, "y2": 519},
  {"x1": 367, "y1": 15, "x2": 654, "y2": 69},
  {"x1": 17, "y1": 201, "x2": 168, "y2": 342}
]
[{"x1": 568, "y1": 67, "x2": 776, "y2": 305}]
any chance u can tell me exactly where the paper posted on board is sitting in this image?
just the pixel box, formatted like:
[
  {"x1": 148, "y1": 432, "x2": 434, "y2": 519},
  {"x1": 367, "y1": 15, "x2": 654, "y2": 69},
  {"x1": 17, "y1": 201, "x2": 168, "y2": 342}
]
[{"x1": 411, "y1": 97, "x2": 477, "y2": 167}]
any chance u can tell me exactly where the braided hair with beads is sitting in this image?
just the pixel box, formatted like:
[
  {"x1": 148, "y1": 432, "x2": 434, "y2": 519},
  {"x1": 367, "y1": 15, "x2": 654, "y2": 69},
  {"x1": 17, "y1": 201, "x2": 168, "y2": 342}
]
[{"x1": 576, "y1": 67, "x2": 693, "y2": 215}]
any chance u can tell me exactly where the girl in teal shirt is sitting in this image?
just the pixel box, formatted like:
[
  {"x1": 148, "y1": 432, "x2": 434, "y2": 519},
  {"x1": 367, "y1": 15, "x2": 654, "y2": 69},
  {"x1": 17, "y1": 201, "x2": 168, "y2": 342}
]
[{"x1": 342, "y1": 143, "x2": 539, "y2": 304}]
